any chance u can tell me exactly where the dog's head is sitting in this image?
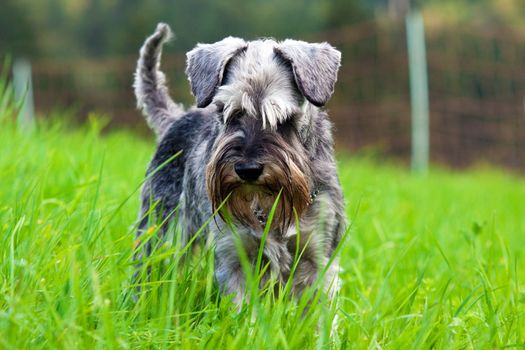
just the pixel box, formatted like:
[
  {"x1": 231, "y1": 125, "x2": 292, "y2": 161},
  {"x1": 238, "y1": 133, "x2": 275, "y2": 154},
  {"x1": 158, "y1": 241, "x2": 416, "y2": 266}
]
[{"x1": 186, "y1": 38, "x2": 341, "y2": 232}]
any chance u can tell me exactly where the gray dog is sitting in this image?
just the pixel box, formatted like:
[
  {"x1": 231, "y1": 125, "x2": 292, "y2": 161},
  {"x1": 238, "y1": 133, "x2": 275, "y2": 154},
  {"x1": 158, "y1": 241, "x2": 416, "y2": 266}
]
[{"x1": 134, "y1": 23, "x2": 346, "y2": 305}]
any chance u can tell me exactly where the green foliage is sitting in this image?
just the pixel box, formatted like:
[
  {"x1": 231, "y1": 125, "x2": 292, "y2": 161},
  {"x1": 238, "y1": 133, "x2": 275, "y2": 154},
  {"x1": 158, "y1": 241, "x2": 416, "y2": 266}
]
[
  {"x1": 4, "y1": 0, "x2": 525, "y2": 59},
  {"x1": 5, "y1": 0, "x2": 367, "y2": 58},
  {"x1": 1, "y1": 80, "x2": 525, "y2": 348},
  {"x1": 0, "y1": 0, "x2": 38, "y2": 57}
]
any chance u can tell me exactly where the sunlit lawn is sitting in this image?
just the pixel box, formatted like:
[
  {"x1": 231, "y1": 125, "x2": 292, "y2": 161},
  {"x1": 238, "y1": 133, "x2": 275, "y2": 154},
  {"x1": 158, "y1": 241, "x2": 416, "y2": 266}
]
[{"x1": 1, "y1": 99, "x2": 524, "y2": 348}]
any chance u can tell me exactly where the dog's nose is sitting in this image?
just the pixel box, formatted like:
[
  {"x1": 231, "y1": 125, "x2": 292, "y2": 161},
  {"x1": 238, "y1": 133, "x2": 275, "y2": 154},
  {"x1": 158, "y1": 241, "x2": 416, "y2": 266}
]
[{"x1": 234, "y1": 161, "x2": 264, "y2": 182}]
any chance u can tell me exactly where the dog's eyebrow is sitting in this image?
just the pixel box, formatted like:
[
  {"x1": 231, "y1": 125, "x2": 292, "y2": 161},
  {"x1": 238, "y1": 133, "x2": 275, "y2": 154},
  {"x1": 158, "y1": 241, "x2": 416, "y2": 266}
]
[
  {"x1": 285, "y1": 106, "x2": 302, "y2": 118},
  {"x1": 227, "y1": 130, "x2": 245, "y2": 140}
]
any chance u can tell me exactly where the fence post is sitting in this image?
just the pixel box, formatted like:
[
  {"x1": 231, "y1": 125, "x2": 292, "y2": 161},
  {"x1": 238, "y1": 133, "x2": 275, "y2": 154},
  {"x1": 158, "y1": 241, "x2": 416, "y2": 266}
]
[
  {"x1": 406, "y1": 12, "x2": 430, "y2": 173},
  {"x1": 13, "y1": 58, "x2": 35, "y2": 130}
]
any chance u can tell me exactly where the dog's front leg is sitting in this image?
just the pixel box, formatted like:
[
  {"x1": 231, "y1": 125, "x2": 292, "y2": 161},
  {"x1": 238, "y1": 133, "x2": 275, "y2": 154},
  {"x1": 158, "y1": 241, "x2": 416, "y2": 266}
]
[
  {"x1": 287, "y1": 231, "x2": 341, "y2": 300},
  {"x1": 294, "y1": 256, "x2": 340, "y2": 300},
  {"x1": 214, "y1": 234, "x2": 255, "y2": 307}
]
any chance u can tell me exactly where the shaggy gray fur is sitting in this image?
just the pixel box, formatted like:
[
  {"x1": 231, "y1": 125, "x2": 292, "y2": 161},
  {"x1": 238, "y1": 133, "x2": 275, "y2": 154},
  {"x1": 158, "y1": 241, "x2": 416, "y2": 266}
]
[{"x1": 134, "y1": 23, "x2": 346, "y2": 305}]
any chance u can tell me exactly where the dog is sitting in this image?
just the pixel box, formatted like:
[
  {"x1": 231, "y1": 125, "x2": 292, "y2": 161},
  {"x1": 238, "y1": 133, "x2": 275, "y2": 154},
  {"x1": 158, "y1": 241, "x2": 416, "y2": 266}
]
[{"x1": 133, "y1": 23, "x2": 346, "y2": 305}]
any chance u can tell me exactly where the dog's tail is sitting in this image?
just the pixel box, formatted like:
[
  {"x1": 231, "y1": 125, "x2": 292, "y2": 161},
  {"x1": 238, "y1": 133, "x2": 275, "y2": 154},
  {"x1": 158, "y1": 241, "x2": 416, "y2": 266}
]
[{"x1": 134, "y1": 23, "x2": 184, "y2": 138}]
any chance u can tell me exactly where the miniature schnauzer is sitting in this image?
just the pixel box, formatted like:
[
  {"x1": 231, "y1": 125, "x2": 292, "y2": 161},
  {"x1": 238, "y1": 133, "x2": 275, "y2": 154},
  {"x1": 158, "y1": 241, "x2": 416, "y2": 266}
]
[{"x1": 134, "y1": 23, "x2": 346, "y2": 305}]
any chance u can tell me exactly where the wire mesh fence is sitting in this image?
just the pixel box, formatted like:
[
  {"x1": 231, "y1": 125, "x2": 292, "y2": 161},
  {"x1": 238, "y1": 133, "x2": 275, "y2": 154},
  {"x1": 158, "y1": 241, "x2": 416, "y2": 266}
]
[
  {"x1": 6, "y1": 19, "x2": 525, "y2": 171},
  {"x1": 425, "y1": 23, "x2": 525, "y2": 170}
]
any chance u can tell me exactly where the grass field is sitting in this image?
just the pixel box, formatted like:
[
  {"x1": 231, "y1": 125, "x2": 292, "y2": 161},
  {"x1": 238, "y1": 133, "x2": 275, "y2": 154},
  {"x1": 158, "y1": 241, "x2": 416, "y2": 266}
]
[{"x1": 1, "y1": 88, "x2": 525, "y2": 348}]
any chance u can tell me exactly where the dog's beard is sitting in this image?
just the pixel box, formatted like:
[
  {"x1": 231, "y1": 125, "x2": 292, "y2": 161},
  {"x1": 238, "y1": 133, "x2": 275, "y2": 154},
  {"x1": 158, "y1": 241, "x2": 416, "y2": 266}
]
[{"x1": 207, "y1": 158, "x2": 311, "y2": 234}]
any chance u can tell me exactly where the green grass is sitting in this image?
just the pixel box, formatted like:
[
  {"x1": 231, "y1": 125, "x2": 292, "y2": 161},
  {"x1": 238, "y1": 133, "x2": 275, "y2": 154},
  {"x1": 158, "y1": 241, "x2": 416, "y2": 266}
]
[{"x1": 1, "y1": 88, "x2": 525, "y2": 349}]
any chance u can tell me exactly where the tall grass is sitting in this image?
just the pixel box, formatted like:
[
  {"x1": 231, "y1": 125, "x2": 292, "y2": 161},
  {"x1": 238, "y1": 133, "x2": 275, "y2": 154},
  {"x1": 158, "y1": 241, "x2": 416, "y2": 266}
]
[{"x1": 1, "y1": 74, "x2": 524, "y2": 349}]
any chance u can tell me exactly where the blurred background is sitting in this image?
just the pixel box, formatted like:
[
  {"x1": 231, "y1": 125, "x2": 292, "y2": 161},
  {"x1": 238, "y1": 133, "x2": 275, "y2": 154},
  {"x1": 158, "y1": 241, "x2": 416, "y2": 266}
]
[{"x1": 1, "y1": 0, "x2": 525, "y2": 172}]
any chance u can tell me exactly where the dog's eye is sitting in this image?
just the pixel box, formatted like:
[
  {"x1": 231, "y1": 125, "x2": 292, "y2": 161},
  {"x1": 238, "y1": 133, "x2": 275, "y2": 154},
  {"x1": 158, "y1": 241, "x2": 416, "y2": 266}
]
[
  {"x1": 277, "y1": 117, "x2": 296, "y2": 132},
  {"x1": 230, "y1": 110, "x2": 244, "y2": 119},
  {"x1": 219, "y1": 109, "x2": 244, "y2": 125},
  {"x1": 223, "y1": 110, "x2": 244, "y2": 126}
]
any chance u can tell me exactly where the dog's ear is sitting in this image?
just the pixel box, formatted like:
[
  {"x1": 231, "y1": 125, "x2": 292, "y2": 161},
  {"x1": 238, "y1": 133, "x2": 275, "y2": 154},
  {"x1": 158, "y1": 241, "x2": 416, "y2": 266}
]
[
  {"x1": 274, "y1": 40, "x2": 341, "y2": 107},
  {"x1": 186, "y1": 37, "x2": 248, "y2": 108}
]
